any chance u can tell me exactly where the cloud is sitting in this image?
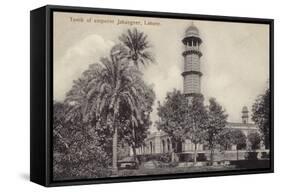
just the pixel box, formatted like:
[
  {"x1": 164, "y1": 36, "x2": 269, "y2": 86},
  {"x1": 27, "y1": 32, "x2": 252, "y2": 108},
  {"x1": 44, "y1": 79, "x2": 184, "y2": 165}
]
[{"x1": 54, "y1": 34, "x2": 114, "y2": 101}]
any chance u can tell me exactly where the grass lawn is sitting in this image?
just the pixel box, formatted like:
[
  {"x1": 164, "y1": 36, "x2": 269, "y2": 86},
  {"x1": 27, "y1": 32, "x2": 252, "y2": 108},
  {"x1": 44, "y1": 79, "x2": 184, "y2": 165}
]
[
  {"x1": 117, "y1": 164, "x2": 238, "y2": 177},
  {"x1": 116, "y1": 159, "x2": 270, "y2": 177}
]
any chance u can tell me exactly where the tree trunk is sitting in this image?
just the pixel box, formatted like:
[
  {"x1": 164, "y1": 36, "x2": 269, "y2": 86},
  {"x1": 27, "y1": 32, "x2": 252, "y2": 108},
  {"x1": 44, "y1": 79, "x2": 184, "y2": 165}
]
[
  {"x1": 236, "y1": 149, "x2": 239, "y2": 161},
  {"x1": 132, "y1": 127, "x2": 138, "y2": 163},
  {"x1": 112, "y1": 126, "x2": 118, "y2": 174},
  {"x1": 171, "y1": 141, "x2": 176, "y2": 162},
  {"x1": 133, "y1": 58, "x2": 138, "y2": 67},
  {"x1": 265, "y1": 138, "x2": 269, "y2": 150},
  {"x1": 132, "y1": 145, "x2": 139, "y2": 165},
  {"x1": 210, "y1": 148, "x2": 214, "y2": 165},
  {"x1": 171, "y1": 151, "x2": 175, "y2": 163},
  {"x1": 194, "y1": 143, "x2": 197, "y2": 164},
  {"x1": 132, "y1": 145, "x2": 137, "y2": 158}
]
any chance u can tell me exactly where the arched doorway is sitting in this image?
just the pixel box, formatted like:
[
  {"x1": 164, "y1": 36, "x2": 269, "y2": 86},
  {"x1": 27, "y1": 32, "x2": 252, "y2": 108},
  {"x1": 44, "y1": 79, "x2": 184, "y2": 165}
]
[
  {"x1": 176, "y1": 141, "x2": 182, "y2": 153},
  {"x1": 167, "y1": 139, "x2": 171, "y2": 152},
  {"x1": 150, "y1": 141, "x2": 153, "y2": 154},
  {"x1": 162, "y1": 140, "x2": 166, "y2": 153}
]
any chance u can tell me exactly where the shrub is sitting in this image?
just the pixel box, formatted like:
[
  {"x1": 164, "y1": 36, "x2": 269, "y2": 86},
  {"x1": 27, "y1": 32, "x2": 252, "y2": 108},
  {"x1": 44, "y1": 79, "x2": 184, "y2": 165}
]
[
  {"x1": 197, "y1": 153, "x2": 207, "y2": 161},
  {"x1": 245, "y1": 152, "x2": 258, "y2": 160},
  {"x1": 137, "y1": 153, "x2": 172, "y2": 163},
  {"x1": 261, "y1": 152, "x2": 269, "y2": 159},
  {"x1": 178, "y1": 153, "x2": 193, "y2": 162},
  {"x1": 53, "y1": 102, "x2": 111, "y2": 180},
  {"x1": 248, "y1": 132, "x2": 261, "y2": 150},
  {"x1": 159, "y1": 153, "x2": 171, "y2": 163},
  {"x1": 178, "y1": 153, "x2": 207, "y2": 162}
]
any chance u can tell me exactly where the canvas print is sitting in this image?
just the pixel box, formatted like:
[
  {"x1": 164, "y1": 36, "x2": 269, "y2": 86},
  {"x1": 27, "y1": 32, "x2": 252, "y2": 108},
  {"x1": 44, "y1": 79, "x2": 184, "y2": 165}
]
[{"x1": 53, "y1": 11, "x2": 271, "y2": 181}]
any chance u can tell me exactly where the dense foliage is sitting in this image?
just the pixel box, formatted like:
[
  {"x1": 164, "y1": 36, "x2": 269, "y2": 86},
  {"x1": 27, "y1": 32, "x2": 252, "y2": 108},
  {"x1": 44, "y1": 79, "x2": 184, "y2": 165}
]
[
  {"x1": 248, "y1": 132, "x2": 261, "y2": 150},
  {"x1": 119, "y1": 28, "x2": 154, "y2": 67},
  {"x1": 157, "y1": 92, "x2": 232, "y2": 164},
  {"x1": 156, "y1": 90, "x2": 190, "y2": 148},
  {"x1": 157, "y1": 91, "x2": 209, "y2": 163},
  {"x1": 252, "y1": 88, "x2": 270, "y2": 149},
  {"x1": 205, "y1": 98, "x2": 228, "y2": 163},
  {"x1": 53, "y1": 102, "x2": 111, "y2": 180},
  {"x1": 53, "y1": 28, "x2": 156, "y2": 177}
]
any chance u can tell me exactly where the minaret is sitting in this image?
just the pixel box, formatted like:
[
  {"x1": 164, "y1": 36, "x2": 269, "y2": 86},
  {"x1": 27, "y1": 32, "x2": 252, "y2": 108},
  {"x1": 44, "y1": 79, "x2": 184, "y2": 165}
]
[
  {"x1": 182, "y1": 23, "x2": 203, "y2": 98},
  {"x1": 242, "y1": 106, "x2": 249, "y2": 124}
]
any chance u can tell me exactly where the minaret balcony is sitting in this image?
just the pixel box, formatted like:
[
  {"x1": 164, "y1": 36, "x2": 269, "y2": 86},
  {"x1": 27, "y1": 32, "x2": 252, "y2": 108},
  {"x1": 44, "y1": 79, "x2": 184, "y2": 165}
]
[
  {"x1": 181, "y1": 71, "x2": 203, "y2": 77},
  {"x1": 182, "y1": 36, "x2": 202, "y2": 45},
  {"x1": 182, "y1": 49, "x2": 202, "y2": 57}
]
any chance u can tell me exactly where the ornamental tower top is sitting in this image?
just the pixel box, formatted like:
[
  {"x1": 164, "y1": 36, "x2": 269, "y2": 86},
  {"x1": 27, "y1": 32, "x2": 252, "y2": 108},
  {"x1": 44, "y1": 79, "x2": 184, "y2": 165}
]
[
  {"x1": 182, "y1": 23, "x2": 203, "y2": 97},
  {"x1": 242, "y1": 106, "x2": 249, "y2": 124}
]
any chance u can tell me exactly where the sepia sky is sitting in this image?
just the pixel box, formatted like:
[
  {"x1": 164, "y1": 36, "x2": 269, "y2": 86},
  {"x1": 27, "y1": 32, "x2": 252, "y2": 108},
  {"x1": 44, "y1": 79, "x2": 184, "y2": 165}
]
[{"x1": 53, "y1": 12, "x2": 269, "y2": 132}]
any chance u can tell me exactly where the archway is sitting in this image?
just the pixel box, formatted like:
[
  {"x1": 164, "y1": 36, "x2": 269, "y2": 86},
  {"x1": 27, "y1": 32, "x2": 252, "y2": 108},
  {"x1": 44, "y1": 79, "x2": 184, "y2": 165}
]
[
  {"x1": 176, "y1": 141, "x2": 182, "y2": 153},
  {"x1": 167, "y1": 139, "x2": 171, "y2": 152},
  {"x1": 162, "y1": 140, "x2": 166, "y2": 153}
]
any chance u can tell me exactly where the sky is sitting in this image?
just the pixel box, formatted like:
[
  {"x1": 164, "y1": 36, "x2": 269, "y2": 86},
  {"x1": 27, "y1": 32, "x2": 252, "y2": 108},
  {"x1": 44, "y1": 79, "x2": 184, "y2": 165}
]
[{"x1": 53, "y1": 12, "x2": 270, "y2": 132}]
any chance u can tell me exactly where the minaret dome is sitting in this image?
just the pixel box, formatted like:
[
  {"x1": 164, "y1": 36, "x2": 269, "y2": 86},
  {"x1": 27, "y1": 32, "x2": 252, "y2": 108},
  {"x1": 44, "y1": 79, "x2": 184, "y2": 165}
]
[{"x1": 185, "y1": 24, "x2": 200, "y2": 37}]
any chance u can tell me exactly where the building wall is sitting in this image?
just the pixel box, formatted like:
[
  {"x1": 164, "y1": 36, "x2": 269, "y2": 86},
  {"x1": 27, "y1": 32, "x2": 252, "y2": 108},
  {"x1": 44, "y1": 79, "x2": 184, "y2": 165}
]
[{"x1": 132, "y1": 123, "x2": 264, "y2": 156}]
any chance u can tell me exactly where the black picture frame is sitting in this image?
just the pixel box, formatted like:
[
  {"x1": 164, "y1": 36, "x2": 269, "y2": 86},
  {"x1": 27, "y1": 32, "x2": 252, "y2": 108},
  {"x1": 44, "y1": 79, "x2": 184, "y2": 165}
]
[{"x1": 30, "y1": 5, "x2": 274, "y2": 187}]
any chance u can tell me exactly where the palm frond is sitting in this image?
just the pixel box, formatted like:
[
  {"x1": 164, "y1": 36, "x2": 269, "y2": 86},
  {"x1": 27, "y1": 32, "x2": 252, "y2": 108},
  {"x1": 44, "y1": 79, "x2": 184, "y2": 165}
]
[{"x1": 119, "y1": 28, "x2": 154, "y2": 68}]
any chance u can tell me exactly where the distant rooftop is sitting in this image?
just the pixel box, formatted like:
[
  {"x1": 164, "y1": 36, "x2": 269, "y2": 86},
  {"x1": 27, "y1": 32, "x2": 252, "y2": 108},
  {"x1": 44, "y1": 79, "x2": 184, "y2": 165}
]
[{"x1": 227, "y1": 122, "x2": 257, "y2": 130}]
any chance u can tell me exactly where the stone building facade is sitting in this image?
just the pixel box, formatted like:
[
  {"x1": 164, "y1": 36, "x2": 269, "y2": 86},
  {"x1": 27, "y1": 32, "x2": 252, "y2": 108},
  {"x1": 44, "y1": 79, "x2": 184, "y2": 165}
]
[{"x1": 134, "y1": 120, "x2": 262, "y2": 156}]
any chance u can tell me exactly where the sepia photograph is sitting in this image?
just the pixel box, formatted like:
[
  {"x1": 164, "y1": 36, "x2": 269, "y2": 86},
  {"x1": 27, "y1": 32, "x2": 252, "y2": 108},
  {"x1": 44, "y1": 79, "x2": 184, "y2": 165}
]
[{"x1": 52, "y1": 11, "x2": 271, "y2": 181}]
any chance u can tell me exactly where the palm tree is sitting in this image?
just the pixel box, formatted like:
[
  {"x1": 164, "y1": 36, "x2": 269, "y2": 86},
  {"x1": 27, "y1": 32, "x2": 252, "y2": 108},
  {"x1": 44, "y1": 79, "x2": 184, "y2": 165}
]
[
  {"x1": 119, "y1": 28, "x2": 155, "y2": 163},
  {"x1": 119, "y1": 83, "x2": 155, "y2": 164},
  {"x1": 119, "y1": 28, "x2": 154, "y2": 68},
  {"x1": 64, "y1": 62, "x2": 104, "y2": 123},
  {"x1": 85, "y1": 44, "x2": 148, "y2": 173}
]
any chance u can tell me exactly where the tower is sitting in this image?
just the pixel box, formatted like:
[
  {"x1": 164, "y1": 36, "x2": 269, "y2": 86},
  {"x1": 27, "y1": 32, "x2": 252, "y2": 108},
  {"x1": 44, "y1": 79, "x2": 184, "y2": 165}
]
[
  {"x1": 242, "y1": 106, "x2": 249, "y2": 124},
  {"x1": 182, "y1": 23, "x2": 203, "y2": 97}
]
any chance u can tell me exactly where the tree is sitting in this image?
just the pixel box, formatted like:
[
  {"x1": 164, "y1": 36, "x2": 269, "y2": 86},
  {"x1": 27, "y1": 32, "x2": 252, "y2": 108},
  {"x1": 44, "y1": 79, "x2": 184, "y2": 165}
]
[
  {"x1": 64, "y1": 63, "x2": 112, "y2": 154},
  {"x1": 59, "y1": 28, "x2": 156, "y2": 175},
  {"x1": 252, "y1": 88, "x2": 270, "y2": 149},
  {"x1": 187, "y1": 95, "x2": 209, "y2": 163},
  {"x1": 248, "y1": 132, "x2": 261, "y2": 150},
  {"x1": 157, "y1": 91, "x2": 208, "y2": 164},
  {"x1": 53, "y1": 101, "x2": 111, "y2": 179},
  {"x1": 119, "y1": 84, "x2": 155, "y2": 163},
  {"x1": 156, "y1": 90, "x2": 191, "y2": 154},
  {"x1": 219, "y1": 129, "x2": 246, "y2": 160},
  {"x1": 205, "y1": 98, "x2": 228, "y2": 164},
  {"x1": 64, "y1": 42, "x2": 155, "y2": 173},
  {"x1": 231, "y1": 129, "x2": 247, "y2": 160},
  {"x1": 77, "y1": 44, "x2": 152, "y2": 173},
  {"x1": 53, "y1": 101, "x2": 69, "y2": 152},
  {"x1": 119, "y1": 28, "x2": 154, "y2": 68},
  {"x1": 219, "y1": 129, "x2": 234, "y2": 152},
  {"x1": 118, "y1": 28, "x2": 156, "y2": 163}
]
